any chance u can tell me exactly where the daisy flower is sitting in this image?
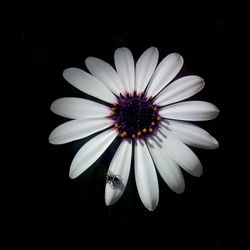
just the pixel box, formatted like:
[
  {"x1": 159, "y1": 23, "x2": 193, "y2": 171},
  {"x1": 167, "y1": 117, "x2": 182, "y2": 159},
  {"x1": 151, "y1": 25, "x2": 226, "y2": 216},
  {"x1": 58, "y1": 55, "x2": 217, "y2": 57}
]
[{"x1": 49, "y1": 47, "x2": 219, "y2": 211}]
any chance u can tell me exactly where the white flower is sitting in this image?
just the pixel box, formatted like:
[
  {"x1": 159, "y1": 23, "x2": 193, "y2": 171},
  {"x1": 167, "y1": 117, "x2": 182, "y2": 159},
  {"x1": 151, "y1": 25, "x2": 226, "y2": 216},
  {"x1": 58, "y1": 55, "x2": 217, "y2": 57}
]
[{"x1": 49, "y1": 47, "x2": 219, "y2": 211}]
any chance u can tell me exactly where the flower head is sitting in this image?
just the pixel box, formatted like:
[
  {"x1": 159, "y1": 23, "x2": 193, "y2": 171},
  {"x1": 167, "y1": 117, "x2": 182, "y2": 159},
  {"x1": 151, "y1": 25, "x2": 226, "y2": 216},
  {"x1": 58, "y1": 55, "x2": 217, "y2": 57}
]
[{"x1": 49, "y1": 47, "x2": 219, "y2": 211}]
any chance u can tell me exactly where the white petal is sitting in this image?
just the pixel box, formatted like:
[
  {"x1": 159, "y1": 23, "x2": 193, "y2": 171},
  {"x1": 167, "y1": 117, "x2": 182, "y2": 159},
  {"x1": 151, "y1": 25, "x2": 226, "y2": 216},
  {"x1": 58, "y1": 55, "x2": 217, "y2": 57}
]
[
  {"x1": 49, "y1": 118, "x2": 113, "y2": 145},
  {"x1": 135, "y1": 47, "x2": 159, "y2": 93},
  {"x1": 161, "y1": 120, "x2": 219, "y2": 149},
  {"x1": 134, "y1": 140, "x2": 159, "y2": 211},
  {"x1": 159, "y1": 101, "x2": 220, "y2": 121},
  {"x1": 146, "y1": 53, "x2": 183, "y2": 97},
  {"x1": 147, "y1": 137, "x2": 185, "y2": 193},
  {"x1": 50, "y1": 98, "x2": 111, "y2": 119},
  {"x1": 63, "y1": 68, "x2": 117, "y2": 103},
  {"x1": 114, "y1": 48, "x2": 135, "y2": 93},
  {"x1": 157, "y1": 129, "x2": 203, "y2": 177},
  {"x1": 69, "y1": 128, "x2": 117, "y2": 179},
  {"x1": 85, "y1": 57, "x2": 125, "y2": 96},
  {"x1": 105, "y1": 140, "x2": 132, "y2": 206},
  {"x1": 155, "y1": 75, "x2": 205, "y2": 106}
]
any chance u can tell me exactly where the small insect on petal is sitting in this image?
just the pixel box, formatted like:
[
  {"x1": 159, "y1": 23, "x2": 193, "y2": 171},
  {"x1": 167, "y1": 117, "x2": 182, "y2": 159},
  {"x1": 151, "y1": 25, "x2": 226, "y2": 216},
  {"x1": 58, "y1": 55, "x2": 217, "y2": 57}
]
[{"x1": 106, "y1": 171, "x2": 122, "y2": 189}]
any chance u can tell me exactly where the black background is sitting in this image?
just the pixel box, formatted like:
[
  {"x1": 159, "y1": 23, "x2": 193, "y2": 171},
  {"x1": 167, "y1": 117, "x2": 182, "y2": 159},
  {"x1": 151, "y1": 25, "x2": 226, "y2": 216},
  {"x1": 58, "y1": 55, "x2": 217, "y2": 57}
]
[{"x1": 18, "y1": 2, "x2": 246, "y2": 249}]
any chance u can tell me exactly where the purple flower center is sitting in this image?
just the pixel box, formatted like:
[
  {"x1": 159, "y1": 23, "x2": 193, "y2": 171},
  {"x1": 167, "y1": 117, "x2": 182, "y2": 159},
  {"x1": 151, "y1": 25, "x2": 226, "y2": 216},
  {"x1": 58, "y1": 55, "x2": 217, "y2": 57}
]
[{"x1": 111, "y1": 92, "x2": 161, "y2": 139}]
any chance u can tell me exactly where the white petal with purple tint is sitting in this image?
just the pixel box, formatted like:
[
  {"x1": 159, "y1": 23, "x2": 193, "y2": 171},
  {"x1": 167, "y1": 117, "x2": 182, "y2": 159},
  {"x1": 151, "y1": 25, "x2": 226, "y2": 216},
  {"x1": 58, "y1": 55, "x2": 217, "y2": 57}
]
[
  {"x1": 159, "y1": 101, "x2": 219, "y2": 121},
  {"x1": 135, "y1": 47, "x2": 159, "y2": 93},
  {"x1": 49, "y1": 118, "x2": 113, "y2": 145},
  {"x1": 134, "y1": 140, "x2": 159, "y2": 211},
  {"x1": 105, "y1": 140, "x2": 132, "y2": 206},
  {"x1": 114, "y1": 48, "x2": 135, "y2": 93},
  {"x1": 146, "y1": 53, "x2": 183, "y2": 97},
  {"x1": 161, "y1": 120, "x2": 219, "y2": 149},
  {"x1": 85, "y1": 57, "x2": 125, "y2": 95},
  {"x1": 69, "y1": 128, "x2": 117, "y2": 179},
  {"x1": 63, "y1": 68, "x2": 117, "y2": 103},
  {"x1": 147, "y1": 136, "x2": 185, "y2": 193},
  {"x1": 157, "y1": 128, "x2": 203, "y2": 177},
  {"x1": 50, "y1": 97, "x2": 111, "y2": 119},
  {"x1": 155, "y1": 75, "x2": 205, "y2": 106}
]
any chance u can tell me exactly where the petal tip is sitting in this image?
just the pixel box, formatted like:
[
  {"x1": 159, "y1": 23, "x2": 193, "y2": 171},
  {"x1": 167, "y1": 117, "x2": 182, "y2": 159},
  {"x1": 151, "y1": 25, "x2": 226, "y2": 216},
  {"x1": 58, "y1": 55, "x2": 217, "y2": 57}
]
[
  {"x1": 105, "y1": 188, "x2": 118, "y2": 206},
  {"x1": 144, "y1": 199, "x2": 159, "y2": 211},
  {"x1": 62, "y1": 68, "x2": 70, "y2": 78},
  {"x1": 171, "y1": 52, "x2": 184, "y2": 63},
  {"x1": 211, "y1": 137, "x2": 219, "y2": 149},
  {"x1": 69, "y1": 171, "x2": 77, "y2": 179},
  {"x1": 115, "y1": 47, "x2": 129, "y2": 54},
  {"x1": 194, "y1": 167, "x2": 203, "y2": 177},
  {"x1": 85, "y1": 56, "x2": 94, "y2": 66},
  {"x1": 48, "y1": 130, "x2": 60, "y2": 145},
  {"x1": 105, "y1": 198, "x2": 111, "y2": 206},
  {"x1": 69, "y1": 165, "x2": 80, "y2": 179},
  {"x1": 149, "y1": 46, "x2": 159, "y2": 53},
  {"x1": 105, "y1": 198, "x2": 115, "y2": 206},
  {"x1": 189, "y1": 161, "x2": 203, "y2": 177},
  {"x1": 50, "y1": 101, "x2": 56, "y2": 113},
  {"x1": 147, "y1": 204, "x2": 157, "y2": 212},
  {"x1": 175, "y1": 190, "x2": 184, "y2": 195},
  {"x1": 175, "y1": 184, "x2": 185, "y2": 194},
  {"x1": 212, "y1": 105, "x2": 220, "y2": 116},
  {"x1": 178, "y1": 189, "x2": 185, "y2": 194},
  {"x1": 201, "y1": 79, "x2": 205, "y2": 88},
  {"x1": 48, "y1": 134, "x2": 54, "y2": 144},
  {"x1": 62, "y1": 67, "x2": 79, "y2": 81}
]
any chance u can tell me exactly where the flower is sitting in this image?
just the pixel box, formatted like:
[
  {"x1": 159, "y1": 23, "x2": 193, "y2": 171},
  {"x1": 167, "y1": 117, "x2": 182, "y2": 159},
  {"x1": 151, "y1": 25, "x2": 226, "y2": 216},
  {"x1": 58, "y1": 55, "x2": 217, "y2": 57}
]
[{"x1": 49, "y1": 47, "x2": 219, "y2": 211}]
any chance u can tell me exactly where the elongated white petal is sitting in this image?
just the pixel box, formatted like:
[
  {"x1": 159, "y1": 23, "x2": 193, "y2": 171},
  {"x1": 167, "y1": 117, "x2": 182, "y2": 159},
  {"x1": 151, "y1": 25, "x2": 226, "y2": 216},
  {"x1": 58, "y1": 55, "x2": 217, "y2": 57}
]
[
  {"x1": 134, "y1": 140, "x2": 159, "y2": 211},
  {"x1": 161, "y1": 120, "x2": 219, "y2": 149},
  {"x1": 135, "y1": 47, "x2": 159, "y2": 93},
  {"x1": 69, "y1": 128, "x2": 117, "y2": 179},
  {"x1": 49, "y1": 118, "x2": 113, "y2": 145},
  {"x1": 159, "y1": 101, "x2": 219, "y2": 121},
  {"x1": 114, "y1": 48, "x2": 135, "y2": 93},
  {"x1": 50, "y1": 98, "x2": 111, "y2": 119},
  {"x1": 147, "y1": 137, "x2": 185, "y2": 193},
  {"x1": 146, "y1": 53, "x2": 183, "y2": 97},
  {"x1": 63, "y1": 68, "x2": 117, "y2": 103},
  {"x1": 85, "y1": 57, "x2": 125, "y2": 95},
  {"x1": 155, "y1": 75, "x2": 205, "y2": 106},
  {"x1": 157, "y1": 129, "x2": 203, "y2": 177},
  {"x1": 105, "y1": 140, "x2": 132, "y2": 206}
]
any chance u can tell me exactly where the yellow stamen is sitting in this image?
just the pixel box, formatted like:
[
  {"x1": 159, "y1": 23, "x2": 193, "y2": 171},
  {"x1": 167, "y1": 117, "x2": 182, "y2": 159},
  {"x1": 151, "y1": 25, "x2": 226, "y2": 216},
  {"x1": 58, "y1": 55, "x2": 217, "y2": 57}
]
[
  {"x1": 157, "y1": 116, "x2": 161, "y2": 121},
  {"x1": 137, "y1": 131, "x2": 142, "y2": 136},
  {"x1": 153, "y1": 106, "x2": 157, "y2": 112},
  {"x1": 151, "y1": 121, "x2": 155, "y2": 126},
  {"x1": 143, "y1": 128, "x2": 147, "y2": 133},
  {"x1": 132, "y1": 134, "x2": 136, "y2": 139},
  {"x1": 149, "y1": 128, "x2": 153, "y2": 133},
  {"x1": 114, "y1": 123, "x2": 119, "y2": 128}
]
